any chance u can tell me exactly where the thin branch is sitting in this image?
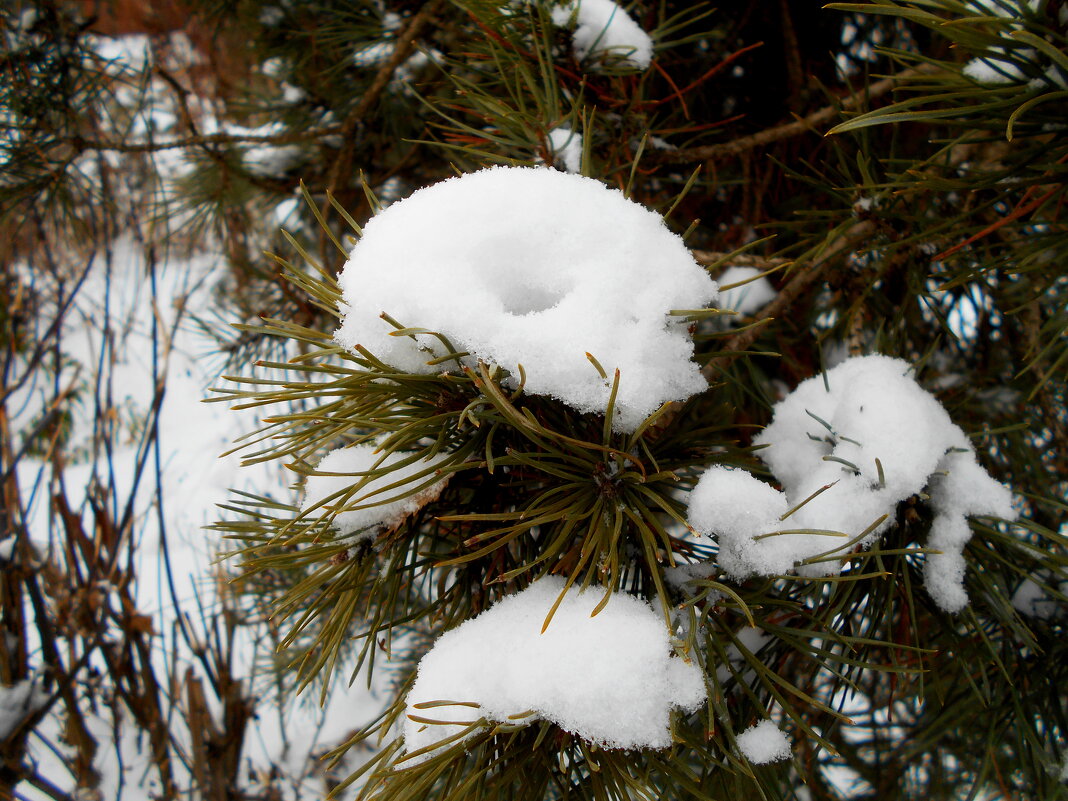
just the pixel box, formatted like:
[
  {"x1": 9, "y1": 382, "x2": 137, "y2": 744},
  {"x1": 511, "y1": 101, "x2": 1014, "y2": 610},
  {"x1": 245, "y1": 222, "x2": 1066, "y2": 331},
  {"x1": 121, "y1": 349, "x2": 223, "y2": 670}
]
[
  {"x1": 70, "y1": 125, "x2": 343, "y2": 154},
  {"x1": 701, "y1": 219, "x2": 876, "y2": 381},
  {"x1": 657, "y1": 66, "x2": 937, "y2": 163},
  {"x1": 323, "y1": 0, "x2": 447, "y2": 200}
]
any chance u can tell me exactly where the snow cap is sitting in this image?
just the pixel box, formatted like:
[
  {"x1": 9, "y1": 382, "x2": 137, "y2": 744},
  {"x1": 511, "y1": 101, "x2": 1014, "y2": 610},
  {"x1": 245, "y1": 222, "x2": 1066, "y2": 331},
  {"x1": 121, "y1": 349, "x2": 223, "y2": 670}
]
[
  {"x1": 334, "y1": 166, "x2": 717, "y2": 432},
  {"x1": 402, "y1": 576, "x2": 706, "y2": 761}
]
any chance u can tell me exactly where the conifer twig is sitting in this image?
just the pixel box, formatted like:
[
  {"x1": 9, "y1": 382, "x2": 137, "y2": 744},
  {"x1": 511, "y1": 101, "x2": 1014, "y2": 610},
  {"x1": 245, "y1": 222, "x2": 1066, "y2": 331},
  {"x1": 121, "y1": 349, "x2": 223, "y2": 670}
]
[
  {"x1": 699, "y1": 219, "x2": 876, "y2": 381},
  {"x1": 656, "y1": 66, "x2": 937, "y2": 163},
  {"x1": 323, "y1": 0, "x2": 447, "y2": 202}
]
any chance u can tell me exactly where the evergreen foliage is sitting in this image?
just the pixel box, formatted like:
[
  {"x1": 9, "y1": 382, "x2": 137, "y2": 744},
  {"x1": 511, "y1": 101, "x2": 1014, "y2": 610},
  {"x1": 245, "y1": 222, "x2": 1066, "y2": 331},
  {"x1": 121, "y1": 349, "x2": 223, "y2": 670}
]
[{"x1": 2, "y1": 0, "x2": 1066, "y2": 799}]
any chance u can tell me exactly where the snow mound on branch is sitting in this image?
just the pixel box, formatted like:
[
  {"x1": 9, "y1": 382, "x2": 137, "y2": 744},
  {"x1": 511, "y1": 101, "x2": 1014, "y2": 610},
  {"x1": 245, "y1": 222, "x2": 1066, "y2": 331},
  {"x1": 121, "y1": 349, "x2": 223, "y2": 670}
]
[
  {"x1": 550, "y1": 0, "x2": 654, "y2": 70},
  {"x1": 736, "y1": 720, "x2": 791, "y2": 764},
  {"x1": 301, "y1": 445, "x2": 450, "y2": 539},
  {"x1": 687, "y1": 355, "x2": 1015, "y2": 612},
  {"x1": 402, "y1": 576, "x2": 706, "y2": 760},
  {"x1": 716, "y1": 266, "x2": 777, "y2": 316},
  {"x1": 334, "y1": 166, "x2": 717, "y2": 432}
]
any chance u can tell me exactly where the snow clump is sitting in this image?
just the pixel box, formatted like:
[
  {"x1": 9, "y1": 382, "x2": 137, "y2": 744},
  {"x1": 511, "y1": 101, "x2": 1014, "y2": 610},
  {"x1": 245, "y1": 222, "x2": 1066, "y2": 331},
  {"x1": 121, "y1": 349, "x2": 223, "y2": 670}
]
[
  {"x1": 687, "y1": 355, "x2": 1016, "y2": 612},
  {"x1": 736, "y1": 719, "x2": 791, "y2": 764},
  {"x1": 715, "y1": 266, "x2": 777, "y2": 317},
  {"x1": 549, "y1": 0, "x2": 654, "y2": 70},
  {"x1": 334, "y1": 166, "x2": 718, "y2": 432},
  {"x1": 546, "y1": 126, "x2": 583, "y2": 173},
  {"x1": 402, "y1": 576, "x2": 706, "y2": 761},
  {"x1": 301, "y1": 445, "x2": 450, "y2": 539}
]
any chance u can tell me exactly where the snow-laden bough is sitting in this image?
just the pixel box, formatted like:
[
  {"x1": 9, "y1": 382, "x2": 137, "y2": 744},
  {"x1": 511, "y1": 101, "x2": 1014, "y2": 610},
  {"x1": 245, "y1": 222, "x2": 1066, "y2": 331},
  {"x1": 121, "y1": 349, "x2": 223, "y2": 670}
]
[
  {"x1": 687, "y1": 355, "x2": 1016, "y2": 612},
  {"x1": 301, "y1": 445, "x2": 450, "y2": 539},
  {"x1": 401, "y1": 577, "x2": 706, "y2": 761},
  {"x1": 334, "y1": 166, "x2": 717, "y2": 432}
]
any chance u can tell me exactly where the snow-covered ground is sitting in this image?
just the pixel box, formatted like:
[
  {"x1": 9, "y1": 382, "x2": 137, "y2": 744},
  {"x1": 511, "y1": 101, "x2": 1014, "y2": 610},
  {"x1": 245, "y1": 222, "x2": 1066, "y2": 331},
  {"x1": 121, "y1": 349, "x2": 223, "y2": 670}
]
[{"x1": 8, "y1": 232, "x2": 386, "y2": 799}]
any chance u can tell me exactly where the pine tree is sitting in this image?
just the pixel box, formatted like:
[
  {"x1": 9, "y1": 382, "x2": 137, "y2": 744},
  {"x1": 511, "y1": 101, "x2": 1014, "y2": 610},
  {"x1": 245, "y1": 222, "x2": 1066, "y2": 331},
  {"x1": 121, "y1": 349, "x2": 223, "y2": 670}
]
[{"x1": 2, "y1": 1, "x2": 1066, "y2": 799}]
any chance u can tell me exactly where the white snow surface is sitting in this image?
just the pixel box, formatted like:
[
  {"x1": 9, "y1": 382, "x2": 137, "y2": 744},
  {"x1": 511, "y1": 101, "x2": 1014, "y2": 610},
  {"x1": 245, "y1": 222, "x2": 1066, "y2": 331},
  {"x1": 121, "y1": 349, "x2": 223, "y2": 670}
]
[
  {"x1": 301, "y1": 444, "x2": 451, "y2": 537},
  {"x1": 716, "y1": 266, "x2": 777, "y2": 316},
  {"x1": 550, "y1": 0, "x2": 654, "y2": 70},
  {"x1": 402, "y1": 576, "x2": 706, "y2": 760},
  {"x1": 687, "y1": 355, "x2": 1015, "y2": 611},
  {"x1": 334, "y1": 166, "x2": 717, "y2": 432},
  {"x1": 736, "y1": 720, "x2": 791, "y2": 764},
  {"x1": 547, "y1": 126, "x2": 583, "y2": 173},
  {"x1": 0, "y1": 678, "x2": 49, "y2": 740}
]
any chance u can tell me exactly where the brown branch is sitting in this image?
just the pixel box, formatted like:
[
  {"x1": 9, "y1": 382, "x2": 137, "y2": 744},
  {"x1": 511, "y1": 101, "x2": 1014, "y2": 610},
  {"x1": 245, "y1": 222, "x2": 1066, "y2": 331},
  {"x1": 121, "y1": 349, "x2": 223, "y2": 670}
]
[
  {"x1": 657, "y1": 66, "x2": 937, "y2": 164},
  {"x1": 649, "y1": 221, "x2": 877, "y2": 439},
  {"x1": 323, "y1": 0, "x2": 447, "y2": 200},
  {"x1": 700, "y1": 219, "x2": 876, "y2": 381},
  {"x1": 72, "y1": 124, "x2": 343, "y2": 154}
]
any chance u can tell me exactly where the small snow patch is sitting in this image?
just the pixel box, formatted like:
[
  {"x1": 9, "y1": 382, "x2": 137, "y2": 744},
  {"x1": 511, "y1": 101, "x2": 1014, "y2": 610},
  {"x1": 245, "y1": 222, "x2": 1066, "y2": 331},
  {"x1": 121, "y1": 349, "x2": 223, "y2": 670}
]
[
  {"x1": 715, "y1": 266, "x2": 777, "y2": 317},
  {"x1": 550, "y1": 0, "x2": 654, "y2": 70},
  {"x1": 737, "y1": 719, "x2": 791, "y2": 764},
  {"x1": 402, "y1": 576, "x2": 706, "y2": 760},
  {"x1": 546, "y1": 126, "x2": 583, "y2": 173},
  {"x1": 0, "y1": 678, "x2": 48, "y2": 740}
]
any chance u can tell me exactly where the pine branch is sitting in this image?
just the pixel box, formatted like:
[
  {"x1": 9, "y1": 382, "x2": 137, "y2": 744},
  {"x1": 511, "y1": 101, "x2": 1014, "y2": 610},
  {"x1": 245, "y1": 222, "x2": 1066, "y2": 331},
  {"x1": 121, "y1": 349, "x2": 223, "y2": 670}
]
[
  {"x1": 657, "y1": 65, "x2": 938, "y2": 163},
  {"x1": 323, "y1": 0, "x2": 448, "y2": 200}
]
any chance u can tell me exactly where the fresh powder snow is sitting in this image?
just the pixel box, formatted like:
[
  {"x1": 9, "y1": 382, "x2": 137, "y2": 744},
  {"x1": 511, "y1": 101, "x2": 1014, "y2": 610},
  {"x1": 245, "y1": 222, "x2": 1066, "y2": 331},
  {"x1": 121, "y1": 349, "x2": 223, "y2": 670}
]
[
  {"x1": 301, "y1": 444, "x2": 451, "y2": 538},
  {"x1": 549, "y1": 0, "x2": 654, "y2": 70},
  {"x1": 401, "y1": 576, "x2": 706, "y2": 761},
  {"x1": 687, "y1": 354, "x2": 1015, "y2": 611},
  {"x1": 334, "y1": 166, "x2": 717, "y2": 432},
  {"x1": 736, "y1": 719, "x2": 791, "y2": 764}
]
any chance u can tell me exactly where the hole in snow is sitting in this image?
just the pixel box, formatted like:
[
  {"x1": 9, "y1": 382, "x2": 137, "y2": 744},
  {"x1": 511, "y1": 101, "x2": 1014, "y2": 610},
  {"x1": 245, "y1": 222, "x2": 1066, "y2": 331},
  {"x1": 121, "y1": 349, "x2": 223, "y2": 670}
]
[{"x1": 498, "y1": 284, "x2": 568, "y2": 316}]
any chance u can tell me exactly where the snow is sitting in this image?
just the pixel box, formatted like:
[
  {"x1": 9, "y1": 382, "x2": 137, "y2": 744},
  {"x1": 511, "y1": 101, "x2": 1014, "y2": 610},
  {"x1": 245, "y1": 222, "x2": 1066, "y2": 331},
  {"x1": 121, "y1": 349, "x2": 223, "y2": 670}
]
[
  {"x1": 550, "y1": 0, "x2": 654, "y2": 70},
  {"x1": 9, "y1": 231, "x2": 378, "y2": 799},
  {"x1": 962, "y1": 52, "x2": 1030, "y2": 84},
  {"x1": 402, "y1": 576, "x2": 706, "y2": 760},
  {"x1": 736, "y1": 719, "x2": 791, "y2": 764},
  {"x1": 959, "y1": 1, "x2": 1056, "y2": 87},
  {"x1": 1011, "y1": 574, "x2": 1066, "y2": 619},
  {"x1": 547, "y1": 126, "x2": 583, "y2": 173},
  {"x1": 334, "y1": 166, "x2": 717, "y2": 432},
  {"x1": 300, "y1": 444, "x2": 451, "y2": 538},
  {"x1": 0, "y1": 677, "x2": 48, "y2": 741},
  {"x1": 715, "y1": 266, "x2": 777, "y2": 316},
  {"x1": 687, "y1": 355, "x2": 1016, "y2": 611}
]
